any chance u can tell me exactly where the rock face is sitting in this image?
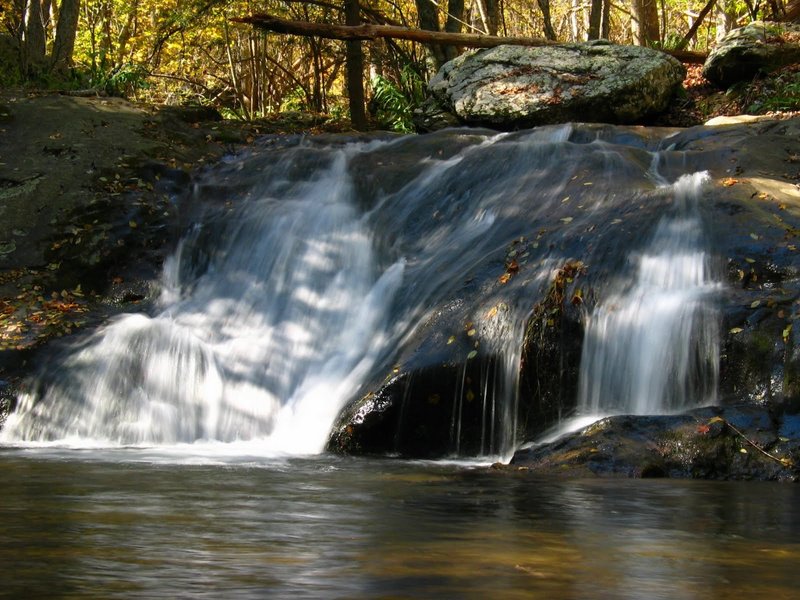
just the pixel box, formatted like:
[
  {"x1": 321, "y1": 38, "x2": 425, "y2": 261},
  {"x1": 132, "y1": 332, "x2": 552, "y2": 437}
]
[
  {"x1": 329, "y1": 117, "x2": 800, "y2": 470},
  {"x1": 415, "y1": 41, "x2": 685, "y2": 131},
  {"x1": 703, "y1": 21, "x2": 800, "y2": 88},
  {"x1": 508, "y1": 406, "x2": 800, "y2": 481}
]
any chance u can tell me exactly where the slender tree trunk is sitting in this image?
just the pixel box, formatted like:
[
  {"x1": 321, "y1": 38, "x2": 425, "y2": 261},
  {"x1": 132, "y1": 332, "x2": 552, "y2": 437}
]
[
  {"x1": 570, "y1": 0, "x2": 580, "y2": 41},
  {"x1": 443, "y1": 0, "x2": 465, "y2": 62},
  {"x1": 537, "y1": 0, "x2": 558, "y2": 40},
  {"x1": 98, "y1": 0, "x2": 113, "y2": 70},
  {"x1": 41, "y1": 0, "x2": 53, "y2": 32},
  {"x1": 784, "y1": 0, "x2": 800, "y2": 20},
  {"x1": 344, "y1": 0, "x2": 366, "y2": 129},
  {"x1": 414, "y1": 0, "x2": 448, "y2": 70},
  {"x1": 223, "y1": 19, "x2": 251, "y2": 120},
  {"x1": 588, "y1": 0, "x2": 603, "y2": 39},
  {"x1": 715, "y1": 0, "x2": 737, "y2": 40},
  {"x1": 25, "y1": 0, "x2": 47, "y2": 71},
  {"x1": 51, "y1": 0, "x2": 80, "y2": 73},
  {"x1": 481, "y1": 0, "x2": 499, "y2": 35},
  {"x1": 675, "y1": 0, "x2": 715, "y2": 50},
  {"x1": 116, "y1": 0, "x2": 140, "y2": 65},
  {"x1": 601, "y1": 0, "x2": 610, "y2": 38}
]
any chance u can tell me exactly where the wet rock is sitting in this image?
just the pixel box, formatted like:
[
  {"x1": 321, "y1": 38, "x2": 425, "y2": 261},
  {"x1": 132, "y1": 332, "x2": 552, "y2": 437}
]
[
  {"x1": 416, "y1": 42, "x2": 685, "y2": 131},
  {"x1": 703, "y1": 21, "x2": 800, "y2": 89},
  {"x1": 518, "y1": 261, "x2": 586, "y2": 437},
  {"x1": 331, "y1": 118, "x2": 800, "y2": 463},
  {"x1": 509, "y1": 406, "x2": 800, "y2": 480},
  {"x1": 329, "y1": 361, "x2": 511, "y2": 458}
]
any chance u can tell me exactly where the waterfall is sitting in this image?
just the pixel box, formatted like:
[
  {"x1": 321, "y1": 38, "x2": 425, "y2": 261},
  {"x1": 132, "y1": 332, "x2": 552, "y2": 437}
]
[
  {"x1": 1, "y1": 146, "x2": 405, "y2": 453},
  {"x1": 0, "y1": 125, "x2": 725, "y2": 457},
  {"x1": 577, "y1": 170, "x2": 720, "y2": 417}
]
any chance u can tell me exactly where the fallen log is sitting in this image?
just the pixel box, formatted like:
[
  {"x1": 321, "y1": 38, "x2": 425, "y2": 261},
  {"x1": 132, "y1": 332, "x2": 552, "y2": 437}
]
[{"x1": 234, "y1": 14, "x2": 708, "y2": 63}]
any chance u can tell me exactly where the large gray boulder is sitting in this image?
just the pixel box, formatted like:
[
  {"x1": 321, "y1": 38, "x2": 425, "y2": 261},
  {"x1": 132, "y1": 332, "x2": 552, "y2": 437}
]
[
  {"x1": 415, "y1": 41, "x2": 685, "y2": 131},
  {"x1": 703, "y1": 21, "x2": 800, "y2": 89}
]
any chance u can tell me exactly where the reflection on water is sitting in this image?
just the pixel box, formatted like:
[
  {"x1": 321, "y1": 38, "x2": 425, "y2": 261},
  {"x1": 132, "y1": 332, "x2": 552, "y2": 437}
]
[{"x1": 1, "y1": 451, "x2": 799, "y2": 599}]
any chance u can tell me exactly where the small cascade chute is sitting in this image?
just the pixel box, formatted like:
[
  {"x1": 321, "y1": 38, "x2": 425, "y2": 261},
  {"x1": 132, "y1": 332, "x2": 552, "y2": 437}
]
[{"x1": 577, "y1": 171, "x2": 720, "y2": 417}]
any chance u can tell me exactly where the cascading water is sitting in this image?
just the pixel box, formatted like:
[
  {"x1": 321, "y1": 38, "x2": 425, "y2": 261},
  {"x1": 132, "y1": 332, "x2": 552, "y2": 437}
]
[
  {"x1": 577, "y1": 169, "x2": 720, "y2": 418},
  {"x1": 1, "y1": 146, "x2": 405, "y2": 453},
  {"x1": 0, "y1": 125, "x2": 725, "y2": 458}
]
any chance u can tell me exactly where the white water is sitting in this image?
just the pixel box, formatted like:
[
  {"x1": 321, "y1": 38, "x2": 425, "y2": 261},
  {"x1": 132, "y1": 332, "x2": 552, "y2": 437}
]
[
  {"x1": 1, "y1": 148, "x2": 405, "y2": 454},
  {"x1": 1, "y1": 129, "x2": 725, "y2": 459},
  {"x1": 577, "y1": 170, "x2": 720, "y2": 417}
]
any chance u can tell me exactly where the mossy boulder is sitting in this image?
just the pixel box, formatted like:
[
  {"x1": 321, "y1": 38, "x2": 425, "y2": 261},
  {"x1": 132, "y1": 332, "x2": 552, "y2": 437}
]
[
  {"x1": 415, "y1": 41, "x2": 685, "y2": 131},
  {"x1": 703, "y1": 21, "x2": 800, "y2": 89}
]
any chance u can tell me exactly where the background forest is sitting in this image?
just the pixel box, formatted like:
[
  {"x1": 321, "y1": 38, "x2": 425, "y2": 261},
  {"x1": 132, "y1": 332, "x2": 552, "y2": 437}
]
[{"x1": 1, "y1": 0, "x2": 798, "y2": 129}]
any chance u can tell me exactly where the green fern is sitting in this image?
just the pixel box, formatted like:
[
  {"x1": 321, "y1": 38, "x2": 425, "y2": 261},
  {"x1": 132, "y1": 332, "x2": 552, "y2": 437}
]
[{"x1": 370, "y1": 66, "x2": 425, "y2": 133}]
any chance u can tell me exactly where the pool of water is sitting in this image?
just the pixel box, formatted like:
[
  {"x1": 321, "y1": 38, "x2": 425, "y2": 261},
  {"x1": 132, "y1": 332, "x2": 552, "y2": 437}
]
[{"x1": 2, "y1": 449, "x2": 799, "y2": 599}]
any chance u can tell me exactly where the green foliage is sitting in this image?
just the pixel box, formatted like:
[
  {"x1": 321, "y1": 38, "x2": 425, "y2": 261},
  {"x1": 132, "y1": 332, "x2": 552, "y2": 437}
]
[
  {"x1": 652, "y1": 32, "x2": 685, "y2": 51},
  {"x1": 280, "y1": 87, "x2": 309, "y2": 112},
  {"x1": 0, "y1": 35, "x2": 23, "y2": 87},
  {"x1": 89, "y1": 62, "x2": 150, "y2": 97},
  {"x1": 370, "y1": 65, "x2": 425, "y2": 133},
  {"x1": 746, "y1": 69, "x2": 800, "y2": 113}
]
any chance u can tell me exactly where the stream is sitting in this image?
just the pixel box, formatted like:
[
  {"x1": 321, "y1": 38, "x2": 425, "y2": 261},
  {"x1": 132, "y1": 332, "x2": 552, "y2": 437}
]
[
  {"x1": 2, "y1": 450, "x2": 800, "y2": 599},
  {"x1": 1, "y1": 124, "x2": 798, "y2": 597}
]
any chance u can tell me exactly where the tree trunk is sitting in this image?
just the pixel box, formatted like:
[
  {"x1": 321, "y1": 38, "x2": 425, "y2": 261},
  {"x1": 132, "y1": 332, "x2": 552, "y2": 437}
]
[
  {"x1": 784, "y1": 0, "x2": 800, "y2": 20},
  {"x1": 588, "y1": 0, "x2": 603, "y2": 39},
  {"x1": 570, "y1": 0, "x2": 580, "y2": 41},
  {"x1": 116, "y1": 0, "x2": 140, "y2": 65},
  {"x1": 443, "y1": 0, "x2": 465, "y2": 62},
  {"x1": 98, "y1": 0, "x2": 114, "y2": 70},
  {"x1": 479, "y1": 0, "x2": 499, "y2": 35},
  {"x1": 715, "y1": 0, "x2": 737, "y2": 40},
  {"x1": 537, "y1": 0, "x2": 558, "y2": 40},
  {"x1": 414, "y1": 0, "x2": 448, "y2": 70},
  {"x1": 344, "y1": 0, "x2": 367, "y2": 130},
  {"x1": 631, "y1": 0, "x2": 659, "y2": 46},
  {"x1": 25, "y1": 0, "x2": 47, "y2": 71},
  {"x1": 51, "y1": 0, "x2": 80, "y2": 73},
  {"x1": 675, "y1": 0, "x2": 716, "y2": 50}
]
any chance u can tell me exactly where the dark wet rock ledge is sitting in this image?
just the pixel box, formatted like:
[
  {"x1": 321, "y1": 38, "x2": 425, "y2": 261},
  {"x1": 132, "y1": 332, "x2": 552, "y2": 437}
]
[{"x1": 505, "y1": 405, "x2": 800, "y2": 481}]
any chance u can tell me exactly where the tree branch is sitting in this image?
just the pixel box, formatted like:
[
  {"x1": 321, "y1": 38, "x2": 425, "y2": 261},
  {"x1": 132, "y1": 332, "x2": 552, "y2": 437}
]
[{"x1": 233, "y1": 13, "x2": 707, "y2": 62}]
